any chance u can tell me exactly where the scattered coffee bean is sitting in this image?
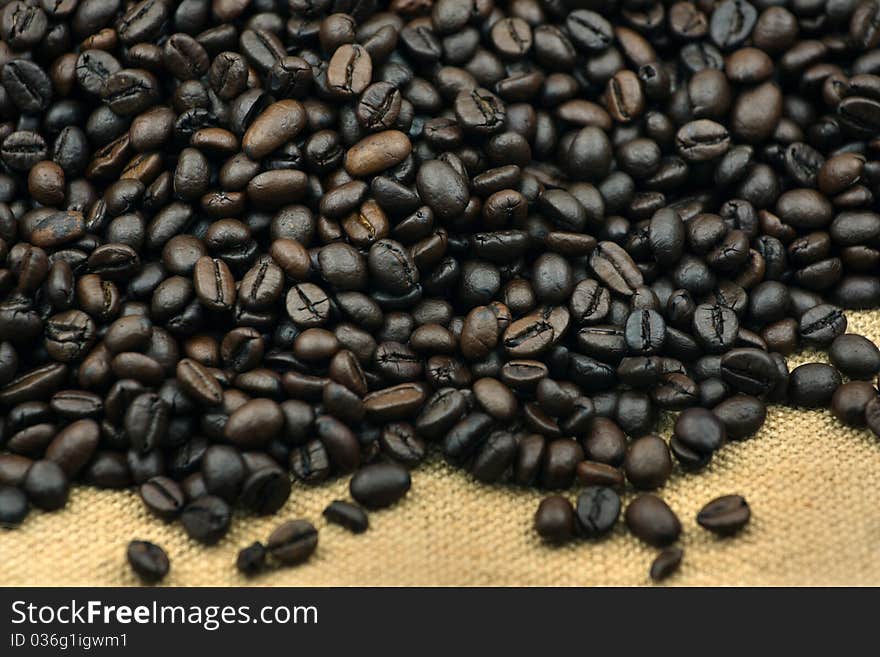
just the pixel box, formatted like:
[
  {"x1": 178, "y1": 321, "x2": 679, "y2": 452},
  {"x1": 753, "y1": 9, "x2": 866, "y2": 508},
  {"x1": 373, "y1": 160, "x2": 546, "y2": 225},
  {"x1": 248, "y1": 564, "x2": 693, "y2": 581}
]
[
  {"x1": 697, "y1": 494, "x2": 751, "y2": 536},
  {"x1": 267, "y1": 519, "x2": 318, "y2": 566},
  {"x1": 534, "y1": 495, "x2": 575, "y2": 543},
  {"x1": 323, "y1": 500, "x2": 369, "y2": 534},
  {"x1": 127, "y1": 540, "x2": 170, "y2": 583},
  {"x1": 649, "y1": 547, "x2": 683, "y2": 583},
  {"x1": 236, "y1": 542, "x2": 267, "y2": 576}
]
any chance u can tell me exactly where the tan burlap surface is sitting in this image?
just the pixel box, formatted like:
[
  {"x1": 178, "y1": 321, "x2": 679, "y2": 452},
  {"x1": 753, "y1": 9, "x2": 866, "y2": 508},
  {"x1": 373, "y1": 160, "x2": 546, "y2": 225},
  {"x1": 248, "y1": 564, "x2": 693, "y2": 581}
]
[{"x1": 2, "y1": 311, "x2": 880, "y2": 587}]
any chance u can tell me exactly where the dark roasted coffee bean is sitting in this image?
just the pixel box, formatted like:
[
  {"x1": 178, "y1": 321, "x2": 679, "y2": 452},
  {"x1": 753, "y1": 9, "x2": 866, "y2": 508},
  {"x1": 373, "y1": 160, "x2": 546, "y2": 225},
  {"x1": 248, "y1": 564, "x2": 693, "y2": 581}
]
[
  {"x1": 697, "y1": 494, "x2": 750, "y2": 536},
  {"x1": 267, "y1": 519, "x2": 318, "y2": 565},
  {"x1": 799, "y1": 304, "x2": 846, "y2": 345},
  {"x1": 140, "y1": 476, "x2": 186, "y2": 520},
  {"x1": 831, "y1": 381, "x2": 878, "y2": 428},
  {"x1": 788, "y1": 364, "x2": 842, "y2": 408},
  {"x1": 0, "y1": 485, "x2": 29, "y2": 528},
  {"x1": 829, "y1": 334, "x2": 880, "y2": 380},
  {"x1": 127, "y1": 540, "x2": 170, "y2": 582},
  {"x1": 350, "y1": 461, "x2": 411, "y2": 509},
  {"x1": 650, "y1": 546, "x2": 683, "y2": 582},
  {"x1": 534, "y1": 495, "x2": 575, "y2": 543},
  {"x1": 625, "y1": 494, "x2": 681, "y2": 547},
  {"x1": 236, "y1": 542, "x2": 267, "y2": 576},
  {"x1": 323, "y1": 500, "x2": 369, "y2": 534},
  {"x1": 23, "y1": 459, "x2": 69, "y2": 511},
  {"x1": 673, "y1": 407, "x2": 726, "y2": 455},
  {"x1": 181, "y1": 495, "x2": 231, "y2": 545},
  {"x1": 712, "y1": 395, "x2": 766, "y2": 440},
  {"x1": 624, "y1": 435, "x2": 672, "y2": 491},
  {"x1": 575, "y1": 486, "x2": 620, "y2": 538}
]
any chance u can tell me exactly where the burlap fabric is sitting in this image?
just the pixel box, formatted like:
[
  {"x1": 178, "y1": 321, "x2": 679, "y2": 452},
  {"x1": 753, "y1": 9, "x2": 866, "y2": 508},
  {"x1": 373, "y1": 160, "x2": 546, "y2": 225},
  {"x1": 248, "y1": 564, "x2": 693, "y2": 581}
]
[{"x1": 3, "y1": 311, "x2": 880, "y2": 587}]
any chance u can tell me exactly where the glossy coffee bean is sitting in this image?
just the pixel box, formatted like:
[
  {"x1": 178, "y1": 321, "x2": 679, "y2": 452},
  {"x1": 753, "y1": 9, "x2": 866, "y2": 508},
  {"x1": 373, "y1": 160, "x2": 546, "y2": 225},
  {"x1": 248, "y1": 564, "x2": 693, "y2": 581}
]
[
  {"x1": 697, "y1": 494, "x2": 751, "y2": 536},
  {"x1": 349, "y1": 462, "x2": 411, "y2": 509},
  {"x1": 267, "y1": 519, "x2": 318, "y2": 565},
  {"x1": 625, "y1": 494, "x2": 682, "y2": 547},
  {"x1": 127, "y1": 540, "x2": 170, "y2": 583},
  {"x1": 181, "y1": 495, "x2": 231, "y2": 545},
  {"x1": 323, "y1": 500, "x2": 369, "y2": 534}
]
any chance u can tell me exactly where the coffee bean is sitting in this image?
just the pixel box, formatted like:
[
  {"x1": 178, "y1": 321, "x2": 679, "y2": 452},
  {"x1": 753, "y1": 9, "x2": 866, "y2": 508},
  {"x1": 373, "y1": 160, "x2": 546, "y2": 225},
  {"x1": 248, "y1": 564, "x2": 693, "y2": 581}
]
[
  {"x1": 831, "y1": 381, "x2": 878, "y2": 427},
  {"x1": 697, "y1": 494, "x2": 751, "y2": 536},
  {"x1": 350, "y1": 462, "x2": 411, "y2": 509},
  {"x1": 575, "y1": 486, "x2": 621, "y2": 538},
  {"x1": 23, "y1": 459, "x2": 69, "y2": 511},
  {"x1": 624, "y1": 435, "x2": 672, "y2": 490},
  {"x1": 267, "y1": 519, "x2": 318, "y2": 565},
  {"x1": 140, "y1": 476, "x2": 186, "y2": 520},
  {"x1": 625, "y1": 494, "x2": 682, "y2": 547},
  {"x1": 534, "y1": 495, "x2": 575, "y2": 543},
  {"x1": 323, "y1": 500, "x2": 369, "y2": 533},
  {"x1": 829, "y1": 334, "x2": 880, "y2": 380},
  {"x1": 181, "y1": 495, "x2": 231, "y2": 545},
  {"x1": 673, "y1": 407, "x2": 726, "y2": 455},
  {"x1": 225, "y1": 399, "x2": 284, "y2": 448},
  {"x1": 650, "y1": 546, "x2": 683, "y2": 582},
  {"x1": 236, "y1": 542, "x2": 267, "y2": 576},
  {"x1": 345, "y1": 130, "x2": 412, "y2": 177},
  {"x1": 126, "y1": 540, "x2": 170, "y2": 583}
]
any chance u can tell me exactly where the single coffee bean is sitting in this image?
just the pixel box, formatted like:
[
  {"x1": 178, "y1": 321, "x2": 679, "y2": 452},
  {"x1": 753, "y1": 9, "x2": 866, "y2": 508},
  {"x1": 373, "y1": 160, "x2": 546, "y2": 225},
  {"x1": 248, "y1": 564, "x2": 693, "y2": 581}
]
[
  {"x1": 829, "y1": 334, "x2": 880, "y2": 380},
  {"x1": 126, "y1": 540, "x2": 170, "y2": 583},
  {"x1": 625, "y1": 494, "x2": 682, "y2": 547},
  {"x1": 236, "y1": 542, "x2": 267, "y2": 576},
  {"x1": 0, "y1": 485, "x2": 28, "y2": 527},
  {"x1": 788, "y1": 363, "x2": 842, "y2": 408},
  {"x1": 140, "y1": 476, "x2": 186, "y2": 520},
  {"x1": 23, "y1": 459, "x2": 69, "y2": 511},
  {"x1": 650, "y1": 546, "x2": 683, "y2": 582},
  {"x1": 349, "y1": 462, "x2": 411, "y2": 509},
  {"x1": 323, "y1": 500, "x2": 369, "y2": 534},
  {"x1": 267, "y1": 519, "x2": 318, "y2": 565},
  {"x1": 624, "y1": 435, "x2": 672, "y2": 490},
  {"x1": 696, "y1": 494, "x2": 751, "y2": 536},
  {"x1": 534, "y1": 495, "x2": 575, "y2": 543},
  {"x1": 575, "y1": 486, "x2": 621, "y2": 538},
  {"x1": 712, "y1": 395, "x2": 766, "y2": 439},
  {"x1": 181, "y1": 495, "x2": 231, "y2": 545},
  {"x1": 831, "y1": 381, "x2": 878, "y2": 427}
]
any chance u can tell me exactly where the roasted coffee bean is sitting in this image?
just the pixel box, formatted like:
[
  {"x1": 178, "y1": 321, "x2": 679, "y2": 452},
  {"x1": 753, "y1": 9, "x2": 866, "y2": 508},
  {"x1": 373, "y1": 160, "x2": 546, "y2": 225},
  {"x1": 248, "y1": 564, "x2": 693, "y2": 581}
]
[
  {"x1": 712, "y1": 395, "x2": 766, "y2": 440},
  {"x1": 267, "y1": 519, "x2": 318, "y2": 565},
  {"x1": 323, "y1": 500, "x2": 369, "y2": 534},
  {"x1": 625, "y1": 494, "x2": 681, "y2": 547},
  {"x1": 673, "y1": 407, "x2": 726, "y2": 455},
  {"x1": 697, "y1": 494, "x2": 750, "y2": 536},
  {"x1": 829, "y1": 334, "x2": 880, "y2": 380},
  {"x1": 350, "y1": 461, "x2": 411, "y2": 509},
  {"x1": 575, "y1": 486, "x2": 621, "y2": 538},
  {"x1": 140, "y1": 476, "x2": 186, "y2": 520},
  {"x1": 181, "y1": 495, "x2": 231, "y2": 545},
  {"x1": 534, "y1": 495, "x2": 575, "y2": 543},
  {"x1": 45, "y1": 419, "x2": 100, "y2": 477},
  {"x1": 788, "y1": 364, "x2": 842, "y2": 408},
  {"x1": 23, "y1": 460, "x2": 69, "y2": 511},
  {"x1": 624, "y1": 435, "x2": 672, "y2": 491},
  {"x1": 126, "y1": 540, "x2": 170, "y2": 583},
  {"x1": 236, "y1": 541, "x2": 267, "y2": 576},
  {"x1": 0, "y1": 485, "x2": 29, "y2": 528},
  {"x1": 240, "y1": 467, "x2": 291, "y2": 516},
  {"x1": 831, "y1": 381, "x2": 878, "y2": 427},
  {"x1": 649, "y1": 546, "x2": 683, "y2": 582}
]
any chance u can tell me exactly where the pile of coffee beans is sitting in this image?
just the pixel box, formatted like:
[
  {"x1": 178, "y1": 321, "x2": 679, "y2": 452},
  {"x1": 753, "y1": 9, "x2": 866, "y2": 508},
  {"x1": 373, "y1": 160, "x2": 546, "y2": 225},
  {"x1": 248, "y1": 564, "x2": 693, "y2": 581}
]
[{"x1": 0, "y1": 0, "x2": 880, "y2": 584}]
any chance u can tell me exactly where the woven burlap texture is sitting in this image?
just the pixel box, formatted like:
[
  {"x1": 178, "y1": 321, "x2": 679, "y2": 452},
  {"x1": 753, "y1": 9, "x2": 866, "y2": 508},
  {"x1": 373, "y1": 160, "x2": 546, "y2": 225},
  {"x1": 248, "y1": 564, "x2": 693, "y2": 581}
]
[{"x1": 3, "y1": 310, "x2": 880, "y2": 587}]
